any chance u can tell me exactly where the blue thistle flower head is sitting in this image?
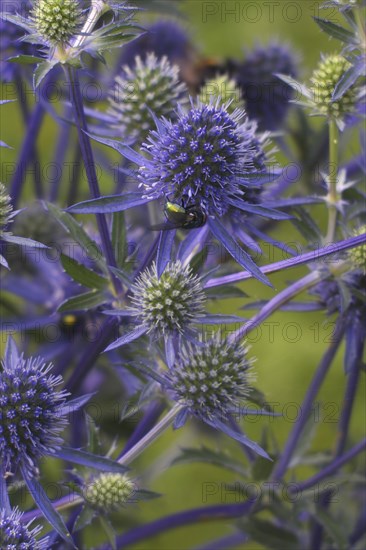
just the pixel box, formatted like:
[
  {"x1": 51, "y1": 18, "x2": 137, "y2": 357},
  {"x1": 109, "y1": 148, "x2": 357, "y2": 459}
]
[
  {"x1": 311, "y1": 270, "x2": 366, "y2": 319},
  {"x1": 310, "y1": 269, "x2": 366, "y2": 373},
  {"x1": 129, "y1": 260, "x2": 206, "y2": 336},
  {"x1": 168, "y1": 334, "x2": 254, "y2": 422},
  {"x1": 119, "y1": 19, "x2": 192, "y2": 67},
  {"x1": 0, "y1": 337, "x2": 70, "y2": 475},
  {"x1": 138, "y1": 100, "x2": 268, "y2": 217},
  {"x1": 237, "y1": 42, "x2": 298, "y2": 131},
  {"x1": 0, "y1": 507, "x2": 48, "y2": 550}
]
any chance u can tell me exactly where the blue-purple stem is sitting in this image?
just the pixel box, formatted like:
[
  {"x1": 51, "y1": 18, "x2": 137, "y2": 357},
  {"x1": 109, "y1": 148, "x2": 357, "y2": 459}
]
[
  {"x1": 97, "y1": 499, "x2": 256, "y2": 550},
  {"x1": 119, "y1": 400, "x2": 166, "y2": 457},
  {"x1": 270, "y1": 319, "x2": 345, "y2": 482},
  {"x1": 64, "y1": 66, "x2": 121, "y2": 293},
  {"x1": 292, "y1": 438, "x2": 366, "y2": 494},
  {"x1": 205, "y1": 232, "x2": 366, "y2": 289},
  {"x1": 310, "y1": 346, "x2": 361, "y2": 549},
  {"x1": 10, "y1": 92, "x2": 46, "y2": 207},
  {"x1": 230, "y1": 271, "x2": 324, "y2": 343},
  {"x1": 65, "y1": 317, "x2": 118, "y2": 395},
  {"x1": 49, "y1": 108, "x2": 73, "y2": 202}
]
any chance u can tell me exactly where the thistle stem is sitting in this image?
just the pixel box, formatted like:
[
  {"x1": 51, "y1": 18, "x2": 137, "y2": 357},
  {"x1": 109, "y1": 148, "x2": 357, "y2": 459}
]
[
  {"x1": 325, "y1": 118, "x2": 339, "y2": 244},
  {"x1": 64, "y1": 65, "x2": 121, "y2": 293},
  {"x1": 230, "y1": 271, "x2": 324, "y2": 343},
  {"x1": 9, "y1": 97, "x2": 45, "y2": 207},
  {"x1": 270, "y1": 319, "x2": 345, "y2": 482},
  {"x1": 204, "y1": 233, "x2": 366, "y2": 289},
  {"x1": 118, "y1": 404, "x2": 183, "y2": 466},
  {"x1": 20, "y1": 404, "x2": 183, "y2": 522},
  {"x1": 120, "y1": 401, "x2": 166, "y2": 456},
  {"x1": 290, "y1": 438, "x2": 366, "y2": 494},
  {"x1": 309, "y1": 350, "x2": 361, "y2": 549}
]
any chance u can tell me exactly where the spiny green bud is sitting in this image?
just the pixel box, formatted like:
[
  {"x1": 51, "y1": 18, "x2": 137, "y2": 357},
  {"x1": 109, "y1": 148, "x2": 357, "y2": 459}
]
[
  {"x1": 199, "y1": 74, "x2": 245, "y2": 113},
  {"x1": 84, "y1": 473, "x2": 135, "y2": 513},
  {"x1": 0, "y1": 183, "x2": 13, "y2": 234},
  {"x1": 170, "y1": 334, "x2": 255, "y2": 420},
  {"x1": 108, "y1": 53, "x2": 188, "y2": 141},
  {"x1": 130, "y1": 261, "x2": 206, "y2": 335},
  {"x1": 32, "y1": 0, "x2": 82, "y2": 45},
  {"x1": 310, "y1": 54, "x2": 361, "y2": 117},
  {"x1": 349, "y1": 226, "x2": 366, "y2": 270}
]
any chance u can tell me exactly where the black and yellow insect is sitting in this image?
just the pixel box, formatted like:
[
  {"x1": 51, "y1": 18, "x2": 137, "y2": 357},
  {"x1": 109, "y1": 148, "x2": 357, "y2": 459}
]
[{"x1": 151, "y1": 201, "x2": 207, "y2": 231}]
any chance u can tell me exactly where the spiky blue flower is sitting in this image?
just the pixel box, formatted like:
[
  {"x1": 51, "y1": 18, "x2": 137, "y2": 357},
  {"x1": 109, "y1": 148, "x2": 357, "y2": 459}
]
[
  {"x1": 237, "y1": 42, "x2": 298, "y2": 131},
  {"x1": 119, "y1": 19, "x2": 192, "y2": 68},
  {"x1": 0, "y1": 338, "x2": 69, "y2": 474},
  {"x1": 0, "y1": 507, "x2": 48, "y2": 550},
  {"x1": 138, "y1": 100, "x2": 267, "y2": 217},
  {"x1": 168, "y1": 335, "x2": 254, "y2": 422}
]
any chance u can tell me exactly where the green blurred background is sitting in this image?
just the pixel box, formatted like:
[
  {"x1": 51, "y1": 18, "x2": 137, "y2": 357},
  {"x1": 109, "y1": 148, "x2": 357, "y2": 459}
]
[{"x1": 0, "y1": 1, "x2": 365, "y2": 548}]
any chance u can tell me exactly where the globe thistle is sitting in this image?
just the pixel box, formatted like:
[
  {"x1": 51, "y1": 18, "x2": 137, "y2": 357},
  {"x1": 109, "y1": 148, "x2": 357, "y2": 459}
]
[
  {"x1": 119, "y1": 20, "x2": 192, "y2": 68},
  {"x1": 129, "y1": 261, "x2": 206, "y2": 336},
  {"x1": 310, "y1": 270, "x2": 366, "y2": 373},
  {"x1": 138, "y1": 100, "x2": 268, "y2": 217},
  {"x1": 199, "y1": 74, "x2": 245, "y2": 113},
  {"x1": 169, "y1": 335, "x2": 254, "y2": 421},
  {"x1": 0, "y1": 507, "x2": 48, "y2": 550},
  {"x1": 31, "y1": 0, "x2": 82, "y2": 46},
  {"x1": 310, "y1": 54, "x2": 362, "y2": 118},
  {"x1": 237, "y1": 42, "x2": 298, "y2": 131},
  {"x1": 108, "y1": 54, "x2": 187, "y2": 141},
  {"x1": 349, "y1": 226, "x2": 366, "y2": 270},
  {"x1": 0, "y1": 338, "x2": 70, "y2": 474},
  {"x1": 0, "y1": 183, "x2": 13, "y2": 235},
  {"x1": 84, "y1": 473, "x2": 135, "y2": 513}
]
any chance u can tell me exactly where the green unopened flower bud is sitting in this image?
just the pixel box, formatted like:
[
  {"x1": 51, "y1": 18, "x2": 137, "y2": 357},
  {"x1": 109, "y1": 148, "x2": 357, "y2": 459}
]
[
  {"x1": 130, "y1": 261, "x2": 206, "y2": 335},
  {"x1": 349, "y1": 226, "x2": 366, "y2": 270},
  {"x1": 32, "y1": 0, "x2": 82, "y2": 45},
  {"x1": 84, "y1": 473, "x2": 135, "y2": 513},
  {"x1": 310, "y1": 54, "x2": 361, "y2": 117},
  {"x1": 170, "y1": 334, "x2": 255, "y2": 420},
  {"x1": 199, "y1": 74, "x2": 245, "y2": 113},
  {"x1": 0, "y1": 183, "x2": 13, "y2": 234},
  {"x1": 108, "y1": 53, "x2": 187, "y2": 141}
]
